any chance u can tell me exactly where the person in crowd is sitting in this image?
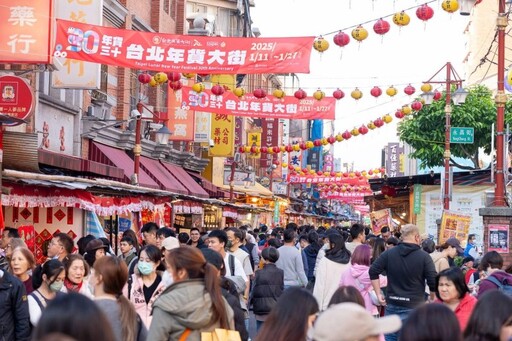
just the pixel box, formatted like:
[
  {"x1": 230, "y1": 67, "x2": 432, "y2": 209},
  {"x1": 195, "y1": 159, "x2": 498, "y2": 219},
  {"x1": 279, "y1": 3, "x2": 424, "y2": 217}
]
[
  {"x1": 430, "y1": 238, "x2": 464, "y2": 273},
  {"x1": 314, "y1": 233, "x2": 351, "y2": 311},
  {"x1": 29, "y1": 259, "x2": 66, "y2": 326},
  {"x1": 345, "y1": 223, "x2": 366, "y2": 254},
  {"x1": 328, "y1": 285, "x2": 366, "y2": 308},
  {"x1": 369, "y1": 224, "x2": 437, "y2": 341},
  {"x1": 61, "y1": 254, "x2": 92, "y2": 297},
  {"x1": 90, "y1": 256, "x2": 147, "y2": 341},
  {"x1": 186, "y1": 228, "x2": 206, "y2": 249},
  {"x1": 0, "y1": 263, "x2": 30, "y2": 341},
  {"x1": 33, "y1": 292, "x2": 116, "y2": 341},
  {"x1": 435, "y1": 267, "x2": 477, "y2": 330},
  {"x1": 125, "y1": 245, "x2": 166, "y2": 328},
  {"x1": 122, "y1": 229, "x2": 140, "y2": 254},
  {"x1": 258, "y1": 233, "x2": 267, "y2": 248},
  {"x1": 47, "y1": 233, "x2": 74, "y2": 262},
  {"x1": 76, "y1": 235, "x2": 95, "y2": 256},
  {"x1": 3, "y1": 238, "x2": 27, "y2": 272},
  {"x1": 177, "y1": 232, "x2": 189, "y2": 246},
  {"x1": 461, "y1": 256, "x2": 475, "y2": 276},
  {"x1": 303, "y1": 230, "x2": 323, "y2": 289},
  {"x1": 148, "y1": 246, "x2": 234, "y2": 340},
  {"x1": 201, "y1": 248, "x2": 249, "y2": 341},
  {"x1": 255, "y1": 287, "x2": 319, "y2": 341},
  {"x1": 464, "y1": 234, "x2": 479, "y2": 259},
  {"x1": 463, "y1": 290, "x2": 512, "y2": 341},
  {"x1": 385, "y1": 236, "x2": 399, "y2": 249},
  {"x1": 83, "y1": 239, "x2": 108, "y2": 268},
  {"x1": 400, "y1": 303, "x2": 462, "y2": 341},
  {"x1": 371, "y1": 237, "x2": 386, "y2": 263},
  {"x1": 226, "y1": 228, "x2": 254, "y2": 279},
  {"x1": 380, "y1": 226, "x2": 391, "y2": 241},
  {"x1": 251, "y1": 247, "x2": 284, "y2": 331},
  {"x1": 0, "y1": 227, "x2": 19, "y2": 270},
  {"x1": 239, "y1": 227, "x2": 259, "y2": 272},
  {"x1": 312, "y1": 302, "x2": 401, "y2": 341},
  {"x1": 155, "y1": 227, "x2": 175, "y2": 249},
  {"x1": 477, "y1": 251, "x2": 512, "y2": 298},
  {"x1": 421, "y1": 238, "x2": 436, "y2": 254},
  {"x1": 141, "y1": 222, "x2": 159, "y2": 246},
  {"x1": 9, "y1": 246, "x2": 35, "y2": 294},
  {"x1": 160, "y1": 236, "x2": 180, "y2": 288},
  {"x1": 118, "y1": 236, "x2": 138, "y2": 269},
  {"x1": 276, "y1": 229, "x2": 308, "y2": 288},
  {"x1": 340, "y1": 244, "x2": 387, "y2": 315}
]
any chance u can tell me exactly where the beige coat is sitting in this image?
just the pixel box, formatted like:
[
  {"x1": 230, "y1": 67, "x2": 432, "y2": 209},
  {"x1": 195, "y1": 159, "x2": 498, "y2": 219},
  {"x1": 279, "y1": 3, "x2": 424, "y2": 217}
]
[{"x1": 430, "y1": 251, "x2": 450, "y2": 273}]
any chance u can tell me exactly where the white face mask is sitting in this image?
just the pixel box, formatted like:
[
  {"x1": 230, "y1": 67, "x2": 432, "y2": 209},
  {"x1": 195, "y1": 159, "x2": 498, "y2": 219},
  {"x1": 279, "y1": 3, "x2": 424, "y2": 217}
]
[{"x1": 162, "y1": 270, "x2": 174, "y2": 288}]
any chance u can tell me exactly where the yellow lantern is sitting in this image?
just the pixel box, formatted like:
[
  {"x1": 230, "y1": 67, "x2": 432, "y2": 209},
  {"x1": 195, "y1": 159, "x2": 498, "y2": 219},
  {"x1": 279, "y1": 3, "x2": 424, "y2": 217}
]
[
  {"x1": 282, "y1": 163, "x2": 288, "y2": 168},
  {"x1": 154, "y1": 72, "x2": 168, "y2": 84},
  {"x1": 421, "y1": 83, "x2": 433, "y2": 92},
  {"x1": 321, "y1": 137, "x2": 329, "y2": 145},
  {"x1": 324, "y1": 171, "x2": 330, "y2": 176},
  {"x1": 313, "y1": 89, "x2": 325, "y2": 101},
  {"x1": 351, "y1": 25, "x2": 368, "y2": 42},
  {"x1": 233, "y1": 87, "x2": 246, "y2": 98},
  {"x1": 292, "y1": 144, "x2": 301, "y2": 151},
  {"x1": 182, "y1": 73, "x2": 196, "y2": 79},
  {"x1": 244, "y1": 146, "x2": 251, "y2": 153},
  {"x1": 402, "y1": 105, "x2": 412, "y2": 115},
  {"x1": 309, "y1": 169, "x2": 316, "y2": 175},
  {"x1": 336, "y1": 172, "x2": 342, "y2": 177},
  {"x1": 192, "y1": 82, "x2": 205, "y2": 93},
  {"x1": 383, "y1": 114, "x2": 393, "y2": 123},
  {"x1": 367, "y1": 121, "x2": 376, "y2": 130},
  {"x1": 306, "y1": 141, "x2": 314, "y2": 149},
  {"x1": 351, "y1": 88, "x2": 363, "y2": 100},
  {"x1": 273, "y1": 88, "x2": 285, "y2": 99},
  {"x1": 362, "y1": 171, "x2": 367, "y2": 176},
  {"x1": 351, "y1": 127, "x2": 360, "y2": 136},
  {"x1": 386, "y1": 86, "x2": 398, "y2": 97},
  {"x1": 442, "y1": 0, "x2": 459, "y2": 13},
  {"x1": 393, "y1": 11, "x2": 411, "y2": 26},
  {"x1": 280, "y1": 146, "x2": 286, "y2": 152},
  {"x1": 149, "y1": 77, "x2": 158, "y2": 87},
  {"x1": 313, "y1": 37, "x2": 329, "y2": 53},
  {"x1": 335, "y1": 133, "x2": 344, "y2": 142},
  {"x1": 295, "y1": 166, "x2": 301, "y2": 171}
]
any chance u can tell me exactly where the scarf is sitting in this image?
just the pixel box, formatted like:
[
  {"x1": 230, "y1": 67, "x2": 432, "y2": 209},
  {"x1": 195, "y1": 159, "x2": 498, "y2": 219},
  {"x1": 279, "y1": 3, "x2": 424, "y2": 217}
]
[{"x1": 64, "y1": 277, "x2": 83, "y2": 293}]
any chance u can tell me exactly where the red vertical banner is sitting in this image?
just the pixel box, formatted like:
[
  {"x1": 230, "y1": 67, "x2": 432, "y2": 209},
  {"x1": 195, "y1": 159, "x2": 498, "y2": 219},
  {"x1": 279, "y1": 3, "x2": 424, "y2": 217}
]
[
  {"x1": 260, "y1": 118, "x2": 279, "y2": 169},
  {"x1": 33, "y1": 207, "x2": 39, "y2": 223},
  {"x1": 67, "y1": 207, "x2": 73, "y2": 225},
  {"x1": 46, "y1": 207, "x2": 53, "y2": 224}
]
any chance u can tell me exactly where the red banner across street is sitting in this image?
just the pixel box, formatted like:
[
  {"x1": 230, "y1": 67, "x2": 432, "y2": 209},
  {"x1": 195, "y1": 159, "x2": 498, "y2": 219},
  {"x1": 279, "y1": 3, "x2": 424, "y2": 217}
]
[
  {"x1": 53, "y1": 19, "x2": 314, "y2": 74},
  {"x1": 182, "y1": 87, "x2": 336, "y2": 119}
]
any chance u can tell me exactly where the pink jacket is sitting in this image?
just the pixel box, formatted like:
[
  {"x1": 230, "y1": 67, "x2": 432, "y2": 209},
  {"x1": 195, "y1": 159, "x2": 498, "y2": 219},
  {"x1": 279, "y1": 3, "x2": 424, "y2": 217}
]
[
  {"x1": 339, "y1": 264, "x2": 387, "y2": 315},
  {"x1": 124, "y1": 274, "x2": 166, "y2": 328}
]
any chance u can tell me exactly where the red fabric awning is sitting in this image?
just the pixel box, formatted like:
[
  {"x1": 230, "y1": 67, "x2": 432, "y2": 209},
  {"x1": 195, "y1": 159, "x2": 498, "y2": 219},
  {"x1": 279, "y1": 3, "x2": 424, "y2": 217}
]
[
  {"x1": 140, "y1": 156, "x2": 188, "y2": 194},
  {"x1": 90, "y1": 142, "x2": 159, "y2": 189},
  {"x1": 161, "y1": 162, "x2": 209, "y2": 198}
]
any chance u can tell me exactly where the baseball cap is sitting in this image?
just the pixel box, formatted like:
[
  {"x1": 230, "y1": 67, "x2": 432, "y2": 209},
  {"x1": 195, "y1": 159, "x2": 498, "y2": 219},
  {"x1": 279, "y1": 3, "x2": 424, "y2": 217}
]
[
  {"x1": 161, "y1": 236, "x2": 179, "y2": 250},
  {"x1": 312, "y1": 303, "x2": 401, "y2": 341},
  {"x1": 446, "y1": 237, "x2": 464, "y2": 254}
]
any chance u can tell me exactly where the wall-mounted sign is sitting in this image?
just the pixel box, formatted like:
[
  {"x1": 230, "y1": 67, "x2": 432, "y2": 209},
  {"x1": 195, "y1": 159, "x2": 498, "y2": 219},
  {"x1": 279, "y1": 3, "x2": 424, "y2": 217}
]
[
  {"x1": 223, "y1": 169, "x2": 255, "y2": 186},
  {"x1": 0, "y1": 75, "x2": 33, "y2": 124}
]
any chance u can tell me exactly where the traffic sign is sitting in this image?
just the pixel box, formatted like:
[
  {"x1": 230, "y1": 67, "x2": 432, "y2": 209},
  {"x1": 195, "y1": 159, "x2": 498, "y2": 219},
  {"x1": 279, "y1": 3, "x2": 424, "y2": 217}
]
[{"x1": 450, "y1": 127, "x2": 474, "y2": 144}]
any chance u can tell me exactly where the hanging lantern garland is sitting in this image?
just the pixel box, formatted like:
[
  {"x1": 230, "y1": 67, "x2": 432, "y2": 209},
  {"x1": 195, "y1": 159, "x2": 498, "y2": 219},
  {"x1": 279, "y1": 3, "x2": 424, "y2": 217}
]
[
  {"x1": 416, "y1": 4, "x2": 435, "y2": 29},
  {"x1": 392, "y1": 11, "x2": 411, "y2": 30},
  {"x1": 442, "y1": 0, "x2": 459, "y2": 13},
  {"x1": 373, "y1": 18, "x2": 391, "y2": 41},
  {"x1": 351, "y1": 25, "x2": 369, "y2": 44}
]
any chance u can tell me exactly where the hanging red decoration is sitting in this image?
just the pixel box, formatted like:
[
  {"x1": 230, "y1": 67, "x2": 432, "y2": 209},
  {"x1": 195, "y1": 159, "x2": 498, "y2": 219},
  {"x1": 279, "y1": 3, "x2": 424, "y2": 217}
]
[
  {"x1": 327, "y1": 136, "x2": 336, "y2": 144},
  {"x1": 433, "y1": 90, "x2": 442, "y2": 101},
  {"x1": 138, "y1": 73, "x2": 151, "y2": 84},
  {"x1": 358, "y1": 125, "x2": 369, "y2": 135},
  {"x1": 167, "y1": 72, "x2": 181, "y2": 82},
  {"x1": 260, "y1": 146, "x2": 268, "y2": 154},
  {"x1": 211, "y1": 84, "x2": 225, "y2": 96},
  {"x1": 294, "y1": 88, "x2": 307, "y2": 100},
  {"x1": 313, "y1": 139, "x2": 322, "y2": 147},
  {"x1": 411, "y1": 101, "x2": 423, "y2": 111},
  {"x1": 169, "y1": 80, "x2": 182, "y2": 91},
  {"x1": 238, "y1": 146, "x2": 245, "y2": 153},
  {"x1": 253, "y1": 88, "x2": 267, "y2": 99},
  {"x1": 404, "y1": 84, "x2": 416, "y2": 96},
  {"x1": 341, "y1": 130, "x2": 352, "y2": 140},
  {"x1": 395, "y1": 110, "x2": 405, "y2": 119},
  {"x1": 250, "y1": 146, "x2": 258, "y2": 153},
  {"x1": 333, "y1": 31, "x2": 350, "y2": 47},
  {"x1": 373, "y1": 18, "x2": 390, "y2": 36},
  {"x1": 370, "y1": 86, "x2": 382, "y2": 98},
  {"x1": 416, "y1": 4, "x2": 434, "y2": 22},
  {"x1": 332, "y1": 88, "x2": 345, "y2": 100},
  {"x1": 288, "y1": 165, "x2": 295, "y2": 171},
  {"x1": 374, "y1": 118, "x2": 385, "y2": 127},
  {"x1": 272, "y1": 146, "x2": 280, "y2": 153},
  {"x1": 285, "y1": 145, "x2": 293, "y2": 153}
]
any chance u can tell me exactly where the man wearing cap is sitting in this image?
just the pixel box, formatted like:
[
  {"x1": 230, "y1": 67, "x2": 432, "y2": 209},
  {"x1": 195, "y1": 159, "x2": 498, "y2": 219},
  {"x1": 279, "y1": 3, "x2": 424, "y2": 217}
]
[
  {"x1": 369, "y1": 224, "x2": 437, "y2": 341},
  {"x1": 161, "y1": 236, "x2": 179, "y2": 257},
  {"x1": 312, "y1": 302, "x2": 401, "y2": 341}
]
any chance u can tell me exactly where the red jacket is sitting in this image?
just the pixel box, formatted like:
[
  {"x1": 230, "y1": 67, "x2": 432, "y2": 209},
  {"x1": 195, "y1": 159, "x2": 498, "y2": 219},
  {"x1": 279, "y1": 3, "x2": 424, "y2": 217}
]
[{"x1": 454, "y1": 293, "x2": 477, "y2": 331}]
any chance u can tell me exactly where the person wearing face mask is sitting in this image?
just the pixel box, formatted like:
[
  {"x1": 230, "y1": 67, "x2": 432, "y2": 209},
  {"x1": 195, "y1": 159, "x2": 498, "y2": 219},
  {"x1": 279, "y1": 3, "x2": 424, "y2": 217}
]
[
  {"x1": 124, "y1": 245, "x2": 166, "y2": 328},
  {"x1": 28, "y1": 259, "x2": 66, "y2": 326},
  {"x1": 61, "y1": 254, "x2": 92, "y2": 298}
]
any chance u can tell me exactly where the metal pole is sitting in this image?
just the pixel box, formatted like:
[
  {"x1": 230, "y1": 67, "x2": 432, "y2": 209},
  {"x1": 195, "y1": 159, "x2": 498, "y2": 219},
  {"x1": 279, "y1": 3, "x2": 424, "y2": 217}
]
[
  {"x1": 132, "y1": 102, "x2": 143, "y2": 186},
  {"x1": 495, "y1": 0, "x2": 507, "y2": 206},
  {"x1": 444, "y1": 63, "x2": 452, "y2": 210}
]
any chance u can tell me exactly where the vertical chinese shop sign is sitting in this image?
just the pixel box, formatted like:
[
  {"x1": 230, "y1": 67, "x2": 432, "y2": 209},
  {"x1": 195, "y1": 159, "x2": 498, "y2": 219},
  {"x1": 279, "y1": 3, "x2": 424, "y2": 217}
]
[
  {"x1": 260, "y1": 118, "x2": 280, "y2": 169},
  {"x1": 247, "y1": 129, "x2": 261, "y2": 159},
  {"x1": 168, "y1": 79, "x2": 195, "y2": 141},
  {"x1": 209, "y1": 75, "x2": 236, "y2": 157}
]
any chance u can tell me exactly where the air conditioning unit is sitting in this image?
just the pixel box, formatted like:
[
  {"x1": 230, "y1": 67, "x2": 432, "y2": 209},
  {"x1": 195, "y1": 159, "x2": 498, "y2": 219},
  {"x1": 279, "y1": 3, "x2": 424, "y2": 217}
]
[{"x1": 90, "y1": 104, "x2": 110, "y2": 120}]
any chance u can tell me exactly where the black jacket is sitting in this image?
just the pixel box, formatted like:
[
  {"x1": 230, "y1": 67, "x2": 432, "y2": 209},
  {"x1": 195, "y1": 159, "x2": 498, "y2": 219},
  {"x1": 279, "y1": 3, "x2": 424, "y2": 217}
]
[
  {"x1": 303, "y1": 245, "x2": 319, "y2": 280},
  {"x1": 369, "y1": 242, "x2": 436, "y2": 308},
  {"x1": 250, "y1": 264, "x2": 284, "y2": 315},
  {"x1": 0, "y1": 271, "x2": 30, "y2": 341},
  {"x1": 220, "y1": 278, "x2": 248, "y2": 341}
]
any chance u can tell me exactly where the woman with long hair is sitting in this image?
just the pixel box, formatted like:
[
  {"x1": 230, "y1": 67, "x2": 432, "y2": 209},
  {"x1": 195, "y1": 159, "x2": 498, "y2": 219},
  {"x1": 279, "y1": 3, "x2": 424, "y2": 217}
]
[
  {"x1": 303, "y1": 231, "x2": 323, "y2": 289},
  {"x1": 148, "y1": 245, "x2": 234, "y2": 340},
  {"x1": 313, "y1": 233, "x2": 352, "y2": 311},
  {"x1": 255, "y1": 287, "x2": 319, "y2": 341},
  {"x1": 90, "y1": 256, "x2": 147, "y2": 341},
  {"x1": 401, "y1": 303, "x2": 462, "y2": 341},
  {"x1": 328, "y1": 285, "x2": 366, "y2": 308},
  {"x1": 371, "y1": 237, "x2": 386, "y2": 263},
  {"x1": 125, "y1": 245, "x2": 166, "y2": 328},
  {"x1": 61, "y1": 254, "x2": 92, "y2": 298},
  {"x1": 29, "y1": 259, "x2": 66, "y2": 326},
  {"x1": 9, "y1": 246, "x2": 36, "y2": 294}
]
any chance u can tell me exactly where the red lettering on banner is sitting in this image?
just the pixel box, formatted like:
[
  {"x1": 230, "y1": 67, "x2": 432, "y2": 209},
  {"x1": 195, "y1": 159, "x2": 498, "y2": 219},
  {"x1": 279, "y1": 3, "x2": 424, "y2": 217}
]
[{"x1": 54, "y1": 19, "x2": 314, "y2": 74}]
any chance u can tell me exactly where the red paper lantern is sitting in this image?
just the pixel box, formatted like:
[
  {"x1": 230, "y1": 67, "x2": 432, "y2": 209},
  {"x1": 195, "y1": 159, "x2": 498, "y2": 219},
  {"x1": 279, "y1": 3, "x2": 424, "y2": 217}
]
[
  {"x1": 411, "y1": 101, "x2": 423, "y2": 111},
  {"x1": 167, "y1": 72, "x2": 181, "y2": 82},
  {"x1": 294, "y1": 88, "x2": 307, "y2": 100},
  {"x1": 368, "y1": 169, "x2": 374, "y2": 175},
  {"x1": 138, "y1": 73, "x2": 151, "y2": 84},
  {"x1": 332, "y1": 88, "x2": 345, "y2": 100},
  {"x1": 169, "y1": 80, "x2": 182, "y2": 91},
  {"x1": 374, "y1": 118, "x2": 385, "y2": 127},
  {"x1": 211, "y1": 84, "x2": 225, "y2": 96},
  {"x1": 342, "y1": 172, "x2": 349, "y2": 177},
  {"x1": 330, "y1": 171, "x2": 336, "y2": 177},
  {"x1": 238, "y1": 146, "x2": 245, "y2": 153},
  {"x1": 416, "y1": 4, "x2": 434, "y2": 21},
  {"x1": 370, "y1": 86, "x2": 382, "y2": 98},
  {"x1": 341, "y1": 130, "x2": 352, "y2": 140},
  {"x1": 404, "y1": 84, "x2": 416, "y2": 96},
  {"x1": 433, "y1": 90, "x2": 442, "y2": 101},
  {"x1": 313, "y1": 139, "x2": 322, "y2": 147},
  {"x1": 395, "y1": 110, "x2": 405, "y2": 119},
  {"x1": 327, "y1": 136, "x2": 336, "y2": 144},
  {"x1": 373, "y1": 18, "x2": 391, "y2": 35},
  {"x1": 299, "y1": 142, "x2": 307, "y2": 150},
  {"x1": 355, "y1": 171, "x2": 361, "y2": 177},
  {"x1": 272, "y1": 146, "x2": 280, "y2": 153},
  {"x1": 285, "y1": 145, "x2": 293, "y2": 153},
  {"x1": 302, "y1": 168, "x2": 309, "y2": 174},
  {"x1": 250, "y1": 146, "x2": 258, "y2": 153},
  {"x1": 317, "y1": 170, "x2": 323, "y2": 176},
  {"x1": 358, "y1": 125, "x2": 369, "y2": 135},
  {"x1": 260, "y1": 146, "x2": 268, "y2": 154},
  {"x1": 333, "y1": 31, "x2": 350, "y2": 47},
  {"x1": 273, "y1": 160, "x2": 280, "y2": 166},
  {"x1": 253, "y1": 88, "x2": 267, "y2": 99}
]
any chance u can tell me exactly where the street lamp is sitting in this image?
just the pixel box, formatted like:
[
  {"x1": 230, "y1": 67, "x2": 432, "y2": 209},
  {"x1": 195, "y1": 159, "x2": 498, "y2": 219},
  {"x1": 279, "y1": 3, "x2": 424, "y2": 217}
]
[{"x1": 420, "y1": 62, "x2": 468, "y2": 210}]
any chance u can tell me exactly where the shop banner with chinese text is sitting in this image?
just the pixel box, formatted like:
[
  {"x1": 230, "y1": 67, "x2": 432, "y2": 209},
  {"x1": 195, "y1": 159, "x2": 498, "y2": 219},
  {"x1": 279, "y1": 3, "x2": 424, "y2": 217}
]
[
  {"x1": 440, "y1": 210, "x2": 471, "y2": 244},
  {"x1": 182, "y1": 87, "x2": 336, "y2": 120},
  {"x1": 288, "y1": 175, "x2": 369, "y2": 185},
  {"x1": 54, "y1": 19, "x2": 314, "y2": 74},
  {"x1": 168, "y1": 79, "x2": 195, "y2": 141}
]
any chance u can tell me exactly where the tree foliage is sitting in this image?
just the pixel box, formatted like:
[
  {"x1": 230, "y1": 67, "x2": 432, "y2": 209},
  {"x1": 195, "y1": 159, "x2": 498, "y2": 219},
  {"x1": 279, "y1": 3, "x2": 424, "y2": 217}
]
[{"x1": 398, "y1": 85, "x2": 512, "y2": 170}]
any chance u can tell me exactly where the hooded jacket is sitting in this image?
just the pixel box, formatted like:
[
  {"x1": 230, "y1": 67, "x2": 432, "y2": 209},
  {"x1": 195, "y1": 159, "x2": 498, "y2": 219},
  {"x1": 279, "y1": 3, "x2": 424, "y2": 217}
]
[
  {"x1": 369, "y1": 242, "x2": 437, "y2": 308},
  {"x1": 430, "y1": 251, "x2": 450, "y2": 273},
  {"x1": 477, "y1": 270, "x2": 512, "y2": 298},
  {"x1": 313, "y1": 252, "x2": 350, "y2": 311},
  {"x1": 126, "y1": 274, "x2": 167, "y2": 328},
  {"x1": 0, "y1": 270, "x2": 30, "y2": 341},
  {"x1": 340, "y1": 264, "x2": 387, "y2": 315},
  {"x1": 148, "y1": 279, "x2": 234, "y2": 341},
  {"x1": 303, "y1": 245, "x2": 320, "y2": 280}
]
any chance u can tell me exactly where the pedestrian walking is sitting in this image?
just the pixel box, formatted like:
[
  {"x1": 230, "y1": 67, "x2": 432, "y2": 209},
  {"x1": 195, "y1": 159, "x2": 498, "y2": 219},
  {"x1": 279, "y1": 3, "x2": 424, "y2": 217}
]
[
  {"x1": 275, "y1": 229, "x2": 308, "y2": 288},
  {"x1": 61, "y1": 254, "x2": 92, "y2": 298},
  {"x1": 0, "y1": 267, "x2": 30, "y2": 341},
  {"x1": 477, "y1": 251, "x2": 512, "y2": 298},
  {"x1": 430, "y1": 238, "x2": 463, "y2": 273},
  {"x1": 9, "y1": 246, "x2": 35, "y2": 294}
]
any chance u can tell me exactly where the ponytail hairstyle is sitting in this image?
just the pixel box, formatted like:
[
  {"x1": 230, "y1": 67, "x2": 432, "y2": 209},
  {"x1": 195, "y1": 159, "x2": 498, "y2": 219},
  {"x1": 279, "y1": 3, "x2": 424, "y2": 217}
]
[
  {"x1": 166, "y1": 246, "x2": 229, "y2": 329},
  {"x1": 33, "y1": 259, "x2": 65, "y2": 290},
  {"x1": 93, "y1": 256, "x2": 138, "y2": 341}
]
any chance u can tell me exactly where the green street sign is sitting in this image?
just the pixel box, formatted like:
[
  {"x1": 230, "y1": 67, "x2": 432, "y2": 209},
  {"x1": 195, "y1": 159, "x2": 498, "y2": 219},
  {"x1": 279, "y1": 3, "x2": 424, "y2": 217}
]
[{"x1": 450, "y1": 127, "x2": 474, "y2": 144}]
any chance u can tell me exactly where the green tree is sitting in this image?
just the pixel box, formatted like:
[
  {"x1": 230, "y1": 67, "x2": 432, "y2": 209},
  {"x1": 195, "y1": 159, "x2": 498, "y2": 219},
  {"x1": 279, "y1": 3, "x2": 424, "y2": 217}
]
[{"x1": 398, "y1": 85, "x2": 509, "y2": 170}]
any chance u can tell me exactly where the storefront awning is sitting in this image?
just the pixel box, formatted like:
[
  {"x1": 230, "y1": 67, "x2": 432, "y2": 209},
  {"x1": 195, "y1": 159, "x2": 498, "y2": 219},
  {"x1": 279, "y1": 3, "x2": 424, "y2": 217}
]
[
  {"x1": 90, "y1": 142, "x2": 159, "y2": 189},
  {"x1": 161, "y1": 162, "x2": 209, "y2": 198},
  {"x1": 214, "y1": 181, "x2": 273, "y2": 198},
  {"x1": 140, "y1": 156, "x2": 188, "y2": 194}
]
